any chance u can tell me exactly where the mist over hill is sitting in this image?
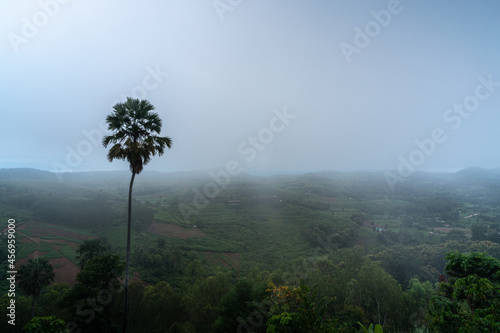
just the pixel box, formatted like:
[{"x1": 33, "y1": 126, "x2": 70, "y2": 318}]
[
  {"x1": 0, "y1": 168, "x2": 58, "y2": 181},
  {"x1": 3, "y1": 165, "x2": 499, "y2": 182},
  {"x1": 2, "y1": 167, "x2": 500, "y2": 331}
]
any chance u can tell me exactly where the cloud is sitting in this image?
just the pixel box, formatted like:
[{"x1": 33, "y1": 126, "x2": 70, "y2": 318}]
[{"x1": 1, "y1": 1, "x2": 500, "y2": 174}]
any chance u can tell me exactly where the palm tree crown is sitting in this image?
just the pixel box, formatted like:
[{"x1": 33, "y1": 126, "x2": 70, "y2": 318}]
[
  {"x1": 102, "y1": 97, "x2": 172, "y2": 174},
  {"x1": 17, "y1": 258, "x2": 55, "y2": 318}
]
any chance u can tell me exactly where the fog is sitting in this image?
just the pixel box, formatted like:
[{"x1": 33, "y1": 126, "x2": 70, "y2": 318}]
[{"x1": 1, "y1": 0, "x2": 500, "y2": 176}]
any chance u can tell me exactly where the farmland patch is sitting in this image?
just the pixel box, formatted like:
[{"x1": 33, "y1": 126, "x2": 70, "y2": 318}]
[{"x1": 149, "y1": 220, "x2": 206, "y2": 239}]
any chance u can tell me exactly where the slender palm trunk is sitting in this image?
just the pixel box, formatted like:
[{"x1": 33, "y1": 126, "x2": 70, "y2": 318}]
[{"x1": 122, "y1": 171, "x2": 136, "y2": 333}]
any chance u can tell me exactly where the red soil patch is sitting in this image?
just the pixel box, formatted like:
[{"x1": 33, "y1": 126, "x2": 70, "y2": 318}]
[
  {"x1": 362, "y1": 220, "x2": 382, "y2": 228},
  {"x1": 48, "y1": 257, "x2": 80, "y2": 286},
  {"x1": 15, "y1": 253, "x2": 80, "y2": 286},
  {"x1": 18, "y1": 221, "x2": 96, "y2": 242},
  {"x1": 13, "y1": 221, "x2": 97, "y2": 286},
  {"x1": 202, "y1": 252, "x2": 241, "y2": 268},
  {"x1": 149, "y1": 221, "x2": 206, "y2": 239}
]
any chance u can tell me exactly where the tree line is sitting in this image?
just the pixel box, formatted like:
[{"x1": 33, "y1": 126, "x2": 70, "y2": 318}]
[{"x1": 2, "y1": 238, "x2": 499, "y2": 332}]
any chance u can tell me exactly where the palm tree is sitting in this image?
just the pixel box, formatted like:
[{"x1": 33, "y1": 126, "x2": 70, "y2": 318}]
[
  {"x1": 17, "y1": 258, "x2": 55, "y2": 318},
  {"x1": 102, "y1": 97, "x2": 172, "y2": 333}
]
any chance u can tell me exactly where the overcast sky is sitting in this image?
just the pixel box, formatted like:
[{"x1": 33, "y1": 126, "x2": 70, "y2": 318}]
[{"x1": 1, "y1": 0, "x2": 500, "y2": 176}]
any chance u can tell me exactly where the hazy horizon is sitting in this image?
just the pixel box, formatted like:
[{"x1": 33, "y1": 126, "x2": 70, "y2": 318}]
[
  {"x1": 0, "y1": 165, "x2": 483, "y2": 177},
  {"x1": 2, "y1": 1, "x2": 500, "y2": 176}
]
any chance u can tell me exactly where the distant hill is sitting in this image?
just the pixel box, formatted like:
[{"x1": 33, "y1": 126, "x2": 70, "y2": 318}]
[
  {"x1": 456, "y1": 166, "x2": 500, "y2": 175},
  {"x1": 0, "y1": 168, "x2": 58, "y2": 181},
  {"x1": 4, "y1": 166, "x2": 500, "y2": 187},
  {"x1": 455, "y1": 167, "x2": 500, "y2": 181}
]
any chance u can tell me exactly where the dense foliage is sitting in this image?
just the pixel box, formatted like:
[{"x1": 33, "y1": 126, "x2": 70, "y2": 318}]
[
  {"x1": 428, "y1": 252, "x2": 500, "y2": 332},
  {"x1": 1, "y1": 168, "x2": 500, "y2": 331},
  {"x1": 23, "y1": 316, "x2": 66, "y2": 333},
  {"x1": 17, "y1": 258, "x2": 55, "y2": 318}
]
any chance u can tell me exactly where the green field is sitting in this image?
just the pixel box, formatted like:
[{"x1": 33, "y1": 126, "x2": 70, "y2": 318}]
[{"x1": 2, "y1": 168, "x2": 500, "y2": 287}]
